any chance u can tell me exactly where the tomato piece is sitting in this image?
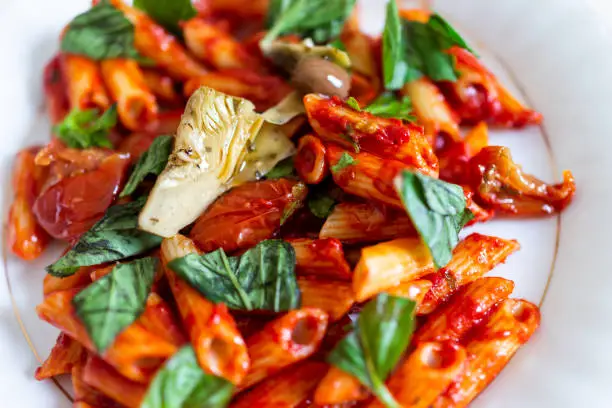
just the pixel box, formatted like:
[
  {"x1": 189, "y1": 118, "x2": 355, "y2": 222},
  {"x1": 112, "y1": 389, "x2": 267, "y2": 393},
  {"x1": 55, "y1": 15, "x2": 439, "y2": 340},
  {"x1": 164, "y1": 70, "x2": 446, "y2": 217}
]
[
  {"x1": 33, "y1": 152, "x2": 130, "y2": 241},
  {"x1": 190, "y1": 179, "x2": 308, "y2": 253}
]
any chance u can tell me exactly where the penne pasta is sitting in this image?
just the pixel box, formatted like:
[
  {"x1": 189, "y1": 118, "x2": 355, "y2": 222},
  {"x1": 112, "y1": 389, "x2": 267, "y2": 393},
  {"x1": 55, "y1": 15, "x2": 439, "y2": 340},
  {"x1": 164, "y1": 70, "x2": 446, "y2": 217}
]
[
  {"x1": 319, "y1": 202, "x2": 416, "y2": 244},
  {"x1": 231, "y1": 361, "x2": 328, "y2": 408},
  {"x1": 82, "y1": 356, "x2": 146, "y2": 408},
  {"x1": 414, "y1": 277, "x2": 515, "y2": 344},
  {"x1": 294, "y1": 134, "x2": 329, "y2": 185},
  {"x1": 138, "y1": 292, "x2": 187, "y2": 348},
  {"x1": 161, "y1": 235, "x2": 250, "y2": 385},
  {"x1": 433, "y1": 299, "x2": 541, "y2": 408},
  {"x1": 100, "y1": 59, "x2": 158, "y2": 131},
  {"x1": 43, "y1": 55, "x2": 69, "y2": 124},
  {"x1": 353, "y1": 237, "x2": 434, "y2": 302},
  {"x1": 298, "y1": 277, "x2": 355, "y2": 321},
  {"x1": 241, "y1": 308, "x2": 328, "y2": 390},
  {"x1": 314, "y1": 366, "x2": 369, "y2": 406},
  {"x1": 287, "y1": 238, "x2": 351, "y2": 280},
  {"x1": 35, "y1": 333, "x2": 84, "y2": 380},
  {"x1": 61, "y1": 54, "x2": 110, "y2": 112},
  {"x1": 72, "y1": 363, "x2": 123, "y2": 408},
  {"x1": 43, "y1": 266, "x2": 92, "y2": 296},
  {"x1": 419, "y1": 234, "x2": 520, "y2": 315},
  {"x1": 385, "y1": 279, "x2": 433, "y2": 306},
  {"x1": 141, "y1": 69, "x2": 181, "y2": 104},
  {"x1": 207, "y1": 0, "x2": 269, "y2": 17}
]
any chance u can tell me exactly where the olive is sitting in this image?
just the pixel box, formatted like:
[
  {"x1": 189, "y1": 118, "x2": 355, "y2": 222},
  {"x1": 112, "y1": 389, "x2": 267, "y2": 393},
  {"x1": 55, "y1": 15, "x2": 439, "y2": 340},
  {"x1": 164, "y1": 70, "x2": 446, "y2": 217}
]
[{"x1": 291, "y1": 56, "x2": 351, "y2": 98}]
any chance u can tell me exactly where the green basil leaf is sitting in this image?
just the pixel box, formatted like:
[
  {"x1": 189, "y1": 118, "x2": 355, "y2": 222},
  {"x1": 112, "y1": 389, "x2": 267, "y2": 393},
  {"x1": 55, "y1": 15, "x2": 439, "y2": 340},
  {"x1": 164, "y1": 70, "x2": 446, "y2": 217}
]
[
  {"x1": 331, "y1": 152, "x2": 357, "y2": 173},
  {"x1": 328, "y1": 293, "x2": 417, "y2": 408},
  {"x1": 382, "y1": 0, "x2": 412, "y2": 90},
  {"x1": 264, "y1": 0, "x2": 357, "y2": 44},
  {"x1": 265, "y1": 156, "x2": 296, "y2": 180},
  {"x1": 427, "y1": 14, "x2": 475, "y2": 54},
  {"x1": 346, "y1": 97, "x2": 361, "y2": 111},
  {"x1": 120, "y1": 135, "x2": 173, "y2": 198},
  {"x1": 142, "y1": 345, "x2": 234, "y2": 408},
  {"x1": 53, "y1": 105, "x2": 117, "y2": 149},
  {"x1": 133, "y1": 0, "x2": 197, "y2": 34},
  {"x1": 308, "y1": 193, "x2": 336, "y2": 219},
  {"x1": 395, "y1": 170, "x2": 474, "y2": 269},
  {"x1": 329, "y1": 38, "x2": 347, "y2": 51},
  {"x1": 168, "y1": 239, "x2": 300, "y2": 312},
  {"x1": 61, "y1": 0, "x2": 149, "y2": 62},
  {"x1": 364, "y1": 93, "x2": 417, "y2": 123},
  {"x1": 46, "y1": 197, "x2": 163, "y2": 277},
  {"x1": 72, "y1": 257, "x2": 157, "y2": 352}
]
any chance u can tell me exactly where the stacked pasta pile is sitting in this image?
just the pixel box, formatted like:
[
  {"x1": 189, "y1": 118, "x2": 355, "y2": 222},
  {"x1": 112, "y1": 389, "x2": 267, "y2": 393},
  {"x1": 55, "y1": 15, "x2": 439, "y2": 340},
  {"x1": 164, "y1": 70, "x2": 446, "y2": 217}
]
[{"x1": 8, "y1": 0, "x2": 576, "y2": 407}]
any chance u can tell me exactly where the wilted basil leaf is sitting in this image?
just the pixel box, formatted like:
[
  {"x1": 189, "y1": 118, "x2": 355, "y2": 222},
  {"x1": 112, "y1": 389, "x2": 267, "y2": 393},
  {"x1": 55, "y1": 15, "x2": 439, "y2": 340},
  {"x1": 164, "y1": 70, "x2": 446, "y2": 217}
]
[
  {"x1": 53, "y1": 105, "x2": 117, "y2": 149},
  {"x1": 133, "y1": 0, "x2": 197, "y2": 34},
  {"x1": 121, "y1": 135, "x2": 173, "y2": 197},
  {"x1": 364, "y1": 93, "x2": 416, "y2": 122},
  {"x1": 331, "y1": 152, "x2": 357, "y2": 173},
  {"x1": 265, "y1": 156, "x2": 296, "y2": 180},
  {"x1": 308, "y1": 193, "x2": 336, "y2": 219}
]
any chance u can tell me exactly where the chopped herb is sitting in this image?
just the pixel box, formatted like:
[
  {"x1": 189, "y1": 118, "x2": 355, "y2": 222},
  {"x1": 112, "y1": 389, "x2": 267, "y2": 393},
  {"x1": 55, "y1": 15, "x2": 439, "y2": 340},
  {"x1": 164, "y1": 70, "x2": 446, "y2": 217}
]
[
  {"x1": 53, "y1": 105, "x2": 117, "y2": 149},
  {"x1": 346, "y1": 97, "x2": 361, "y2": 111},
  {"x1": 365, "y1": 93, "x2": 417, "y2": 122},
  {"x1": 121, "y1": 135, "x2": 173, "y2": 197},
  {"x1": 265, "y1": 156, "x2": 296, "y2": 179},
  {"x1": 133, "y1": 0, "x2": 197, "y2": 34},
  {"x1": 331, "y1": 152, "x2": 357, "y2": 173}
]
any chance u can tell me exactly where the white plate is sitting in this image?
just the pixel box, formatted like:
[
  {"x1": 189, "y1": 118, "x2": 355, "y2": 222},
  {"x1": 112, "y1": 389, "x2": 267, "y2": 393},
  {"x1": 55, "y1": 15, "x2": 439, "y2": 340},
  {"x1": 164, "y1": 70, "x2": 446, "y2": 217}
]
[{"x1": 1, "y1": 0, "x2": 611, "y2": 406}]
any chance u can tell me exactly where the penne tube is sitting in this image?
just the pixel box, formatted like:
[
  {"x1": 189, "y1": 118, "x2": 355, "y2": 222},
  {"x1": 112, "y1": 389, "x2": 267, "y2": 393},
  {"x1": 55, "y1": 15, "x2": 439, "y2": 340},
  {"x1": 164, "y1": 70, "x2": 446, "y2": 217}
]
[
  {"x1": 100, "y1": 59, "x2": 158, "y2": 131},
  {"x1": 141, "y1": 69, "x2": 181, "y2": 104},
  {"x1": 294, "y1": 134, "x2": 329, "y2": 185},
  {"x1": 287, "y1": 238, "x2": 351, "y2": 280},
  {"x1": 298, "y1": 277, "x2": 355, "y2": 321},
  {"x1": 414, "y1": 277, "x2": 515, "y2": 344},
  {"x1": 43, "y1": 55, "x2": 70, "y2": 124},
  {"x1": 319, "y1": 202, "x2": 416, "y2": 244},
  {"x1": 419, "y1": 234, "x2": 520, "y2": 315},
  {"x1": 88, "y1": 265, "x2": 115, "y2": 282},
  {"x1": 72, "y1": 363, "x2": 122, "y2": 408},
  {"x1": 314, "y1": 366, "x2": 369, "y2": 405},
  {"x1": 350, "y1": 72, "x2": 379, "y2": 105},
  {"x1": 8, "y1": 196, "x2": 50, "y2": 261},
  {"x1": 433, "y1": 299, "x2": 541, "y2": 408},
  {"x1": 207, "y1": 0, "x2": 269, "y2": 17},
  {"x1": 241, "y1": 308, "x2": 329, "y2": 390},
  {"x1": 340, "y1": 28, "x2": 379, "y2": 84},
  {"x1": 353, "y1": 238, "x2": 434, "y2": 302},
  {"x1": 183, "y1": 18, "x2": 262, "y2": 71},
  {"x1": 110, "y1": 0, "x2": 208, "y2": 80},
  {"x1": 385, "y1": 279, "x2": 433, "y2": 306},
  {"x1": 36, "y1": 289, "x2": 177, "y2": 383},
  {"x1": 304, "y1": 94, "x2": 438, "y2": 175},
  {"x1": 367, "y1": 341, "x2": 467, "y2": 408},
  {"x1": 401, "y1": 77, "x2": 460, "y2": 145},
  {"x1": 43, "y1": 266, "x2": 92, "y2": 296},
  {"x1": 161, "y1": 235, "x2": 250, "y2": 385},
  {"x1": 231, "y1": 361, "x2": 328, "y2": 408},
  {"x1": 326, "y1": 145, "x2": 406, "y2": 209},
  {"x1": 399, "y1": 8, "x2": 431, "y2": 23},
  {"x1": 61, "y1": 54, "x2": 110, "y2": 111},
  {"x1": 35, "y1": 333, "x2": 84, "y2": 380},
  {"x1": 138, "y1": 292, "x2": 187, "y2": 348},
  {"x1": 82, "y1": 356, "x2": 146, "y2": 408}
]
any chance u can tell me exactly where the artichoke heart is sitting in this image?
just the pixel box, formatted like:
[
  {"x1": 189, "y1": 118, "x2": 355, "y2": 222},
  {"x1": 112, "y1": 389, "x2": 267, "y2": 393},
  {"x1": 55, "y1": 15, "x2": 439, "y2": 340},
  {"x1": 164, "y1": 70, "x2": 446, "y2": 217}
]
[{"x1": 139, "y1": 87, "x2": 265, "y2": 237}]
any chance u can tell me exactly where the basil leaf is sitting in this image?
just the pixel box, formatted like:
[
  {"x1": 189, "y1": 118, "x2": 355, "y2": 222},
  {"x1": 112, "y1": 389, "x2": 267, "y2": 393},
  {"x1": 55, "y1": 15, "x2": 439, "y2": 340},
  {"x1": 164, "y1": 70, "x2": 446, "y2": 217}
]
[
  {"x1": 346, "y1": 97, "x2": 361, "y2": 111},
  {"x1": 364, "y1": 93, "x2": 417, "y2": 123},
  {"x1": 46, "y1": 197, "x2": 163, "y2": 277},
  {"x1": 308, "y1": 193, "x2": 336, "y2": 219},
  {"x1": 265, "y1": 156, "x2": 296, "y2": 180},
  {"x1": 120, "y1": 135, "x2": 173, "y2": 198},
  {"x1": 142, "y1": 346, "x2": 234, "y2": 408},
  {"x1": 53, "y1": 105, "x2": 116, "y2": 149},
  {"x1": 61, "y1": 0, "x2": 148, "y2": 62},
  {"x1": 329, "y1": 38, "x2": 347, "y2": 51},
  {"x1": 264, "y1": 0, "x2": 357, "y2": 44},
  {"x1": 134, "y1": 0, "x2": 197, "y2": 34},
  {"x1": 72, "y1": 257, "x2": 157, "y2": 352},
  {"x1": 331, "y1": 152, "x2": 357, "y2": 173},
  {"x1": 168, "y1": 239, "x2": 300, "y2": 312},
  {"x1": 382, "y1": 0, "x2": 412, "y2": 90},
  {"x1": 328, "y1": 294, "x2": 416, "y2": 408},
  {"x1": 394, "y1": 170, "x2": 474, "y2": 269}
]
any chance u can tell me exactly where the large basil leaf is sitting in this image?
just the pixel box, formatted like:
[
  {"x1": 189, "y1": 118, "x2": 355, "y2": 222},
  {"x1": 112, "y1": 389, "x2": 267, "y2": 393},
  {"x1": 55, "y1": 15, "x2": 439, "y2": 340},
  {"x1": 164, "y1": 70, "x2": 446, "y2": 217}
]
[
  {"x1": 168, "y1": 239, "x2": 300, "y2": 312},
  {"x1": 394, "y1": 170, "x2": 474, "y2": 269},
  {"x1": 53, "y1": 105, "x2": 117, "y2": 149},
  {"x1": 382, "y1": 0, "x2": 413, "y2": 90},
  {"x1": 133, "y1": 0, "x2": 197, "y2": 34},
  {"x1": 328, "y1": 294, "x2": 416, "y2": 408},
  {"x1": 46, "y1": 197, "x2": 163, "y2": 277},
  {"x1": 264, "y1": 0, "x2": 357, "y2": 44},
  {"x1": 72, "y1": 257, "x2": 157, "y2": 352},
  {"x1": 364, "y1": 93, "x2": 417, "y2": 123},
  {"x1": 142, "y1": 346, "x2": 234, "y2": 408},
  {"x1": 120, "y1": 135, "x2": 173, "y2": 198},
  {"x1": 61, "y1": 0, "x2": 148, "y2": 62}
]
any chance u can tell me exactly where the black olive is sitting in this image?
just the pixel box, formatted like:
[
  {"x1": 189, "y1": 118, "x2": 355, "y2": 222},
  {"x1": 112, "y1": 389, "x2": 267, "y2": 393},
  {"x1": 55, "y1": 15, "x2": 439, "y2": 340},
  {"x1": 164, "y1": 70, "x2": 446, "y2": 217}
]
[{"x1": 291, "y1": 57, "x2": 351, "y2": 98}]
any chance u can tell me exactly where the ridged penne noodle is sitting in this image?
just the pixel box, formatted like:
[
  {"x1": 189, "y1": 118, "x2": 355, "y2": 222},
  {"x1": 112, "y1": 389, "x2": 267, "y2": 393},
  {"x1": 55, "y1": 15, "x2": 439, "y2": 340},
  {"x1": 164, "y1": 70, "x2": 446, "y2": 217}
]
[
  {"x1": 367, "y1": 341, "x2": 467, "y2": 408},
  {"x1": 385, "y1": 279, "x2": 433, "y2": 306},
  {"x1": 298, "y1": 277, "x2": 355, "y2": 321},
  {"x1": 43, "y1": 266, "x2": 92, "y2": 296},
  {"x1": 184, "y1": 69, "x2": 291, "y2": 111},
  {"x1": 61, "y1": 54, "x2": 110, "y2": 111},
  {"x1": 414, "y1": 277, "x2": 515, "y2": 344},
  {"x1": 100, "y1": 59, "x2": 158, "y2": 131},
  {"x1": 433, "y1": 299, "x2": 540, "y2": 408},
  {"x1": 419, "y1": 234, "x2": 520, "y2": 315},
  {"x1": 161, "y1": 235, "x2": 250, "y2": 384},
  {"x1": 353, "y1": 238, "x2": 434, "y2": 302},
  {"x1": 319, "y1": 202, "x2": 416, "y2": 244},
  {"x1": 72, "y1": 363, "x2": 122, "y2": 408},
  {"x1": 82, "y1": 356, "x2": 146, "y2": 408},
  {"x1": 36, "y1": 289, "x2": 177, "y2": 383},
  {"x1": 141, "y1": 69, "x2": 181, "y2": 104},
  {"x1": 340, "y1": 23, "x2": 380, "y2": 87},
  {"x1": 401, "y1": 77, "x2": 460, "y2": 144},
  {"x1": 350, "y1": 72, "x2": 379, "y2": 105},
  {"x1": 138, "y1": 292, "x2": 187, "y2": 347},
  {"x1": 35, "y1": 333, "x2": 84, "y2": 380},
  {"x1": 399, "y1": 8, "x2": 431, "y2": 23},
  {"x1": 43, "y1": 55, "x2": 69, "y2": 124},
  {"x1": 231, "y1": 361, "x2": 328, "y2": 408},
  {"x1": 314, "y1": 366, "x2": 369, "y2": 406},
  {"x1": 326, "y1": 145, "x2": 406, "y2": 209},
  {"x1": 294, "y1": 134, "x2": 329, "y2": 184},
  {"x1": 241, "y1": 308, "x2": 329, "y2": 390},
  {"x1": 183, "y1": 18, "x2": 262, "y2": 71},
  {"x1": 88, "y1": 265, "x2": 115, "y2": 282},
  {"x1": 111, "y1": 0, "x2": 208, "y2": 80},
  {"x1": 305, "y1": 94, "x2": 438, "y2": 175},
  {"x1": 287, "y1": 238, "x2": 351, "y2": 280}
]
